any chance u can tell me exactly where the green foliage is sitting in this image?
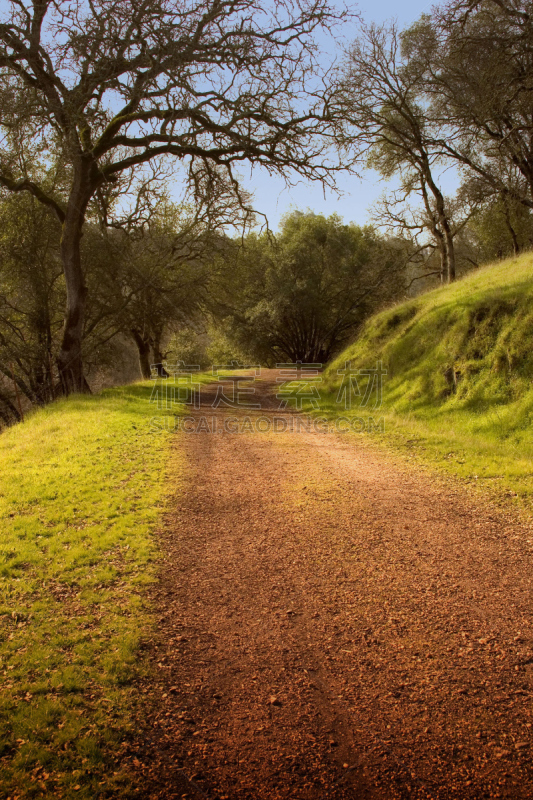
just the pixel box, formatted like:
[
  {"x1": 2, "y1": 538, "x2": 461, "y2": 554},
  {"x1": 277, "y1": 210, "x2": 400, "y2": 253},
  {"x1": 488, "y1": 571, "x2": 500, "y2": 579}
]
[
  {"x1": 205, "y1": 322, "x2": 255, "y2": 367},
  {"x1": 315, "y1": 252, "x2": 533, "y2": 506},
  {"x1": 109, "y1": 203, "x2": 216, "y2": 379},
  {"x1": 166, "y1": 321, "x2": 254, "y2": 370},
  {"x1": 216, "y1": 210, "x2": 400, "y2": 365},
  {"x1": 0, "y1": 192, "x2": 64, "y2": 415},
  {"x1": 166, "y1": 325, "x2": 210, "y2": 368},
  {"x1": 0, "y1": 382, "x2": 179, "y2": 797},
  {"x1": 468, "y1": 196, "x2": 533, "y2": 263}
]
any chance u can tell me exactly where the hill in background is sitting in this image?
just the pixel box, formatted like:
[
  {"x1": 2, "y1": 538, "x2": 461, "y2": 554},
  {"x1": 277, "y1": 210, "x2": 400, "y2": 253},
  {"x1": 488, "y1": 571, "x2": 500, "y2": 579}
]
[{"x1": 321, "y1": 252, "x2": 533, "y2": 506}]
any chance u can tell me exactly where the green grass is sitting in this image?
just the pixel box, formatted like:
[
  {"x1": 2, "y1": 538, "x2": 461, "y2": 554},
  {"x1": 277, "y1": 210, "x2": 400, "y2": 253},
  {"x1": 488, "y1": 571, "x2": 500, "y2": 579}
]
[
  {"x1": 0, "y1": 381, "x2": 181, "y2": 799},
  {"x1": 311, "y1": 252, "x2": 533, "y2": 509},
  {"x1": 4, "y1": 264, "x2": 533, "y2": 792}
]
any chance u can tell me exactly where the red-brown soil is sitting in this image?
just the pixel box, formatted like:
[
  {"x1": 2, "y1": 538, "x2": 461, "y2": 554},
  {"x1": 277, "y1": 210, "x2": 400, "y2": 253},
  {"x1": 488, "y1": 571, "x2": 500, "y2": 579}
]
[{"x1": 131, "y1": 373, "x2": 533, "y2": 799}]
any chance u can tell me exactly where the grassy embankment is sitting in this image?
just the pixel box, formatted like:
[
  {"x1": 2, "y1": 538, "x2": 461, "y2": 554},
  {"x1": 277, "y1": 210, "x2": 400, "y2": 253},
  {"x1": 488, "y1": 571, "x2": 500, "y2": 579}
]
[
  {"x1": 313, "y1": 252, "x2": 533, "y2": 509},
  {"x1": 0, "y1": 379, "x2": 191, "y2": 799}
]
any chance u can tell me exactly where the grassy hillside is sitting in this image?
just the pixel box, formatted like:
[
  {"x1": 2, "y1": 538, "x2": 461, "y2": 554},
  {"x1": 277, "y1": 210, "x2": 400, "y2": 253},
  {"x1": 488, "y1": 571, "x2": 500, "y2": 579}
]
[
  {"x1": 319, "y1": 252, "x2": 533, "y2": 506},
  {"x1": 0, "y1": 383, "x2": 180, "y2": 799}
]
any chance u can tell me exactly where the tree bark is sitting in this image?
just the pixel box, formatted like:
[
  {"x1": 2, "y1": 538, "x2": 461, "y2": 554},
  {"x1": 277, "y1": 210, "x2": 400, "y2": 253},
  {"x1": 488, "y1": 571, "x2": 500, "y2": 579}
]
[
  {"x1": 57, "y1": 169, "x2": 92, "y2": 395},
  {"x1": 422, "y1": 168, "x2": 456, "y2": 283},
  {"x1": 152, "y1": 330, "x2": 169, "y2": 377},
  {"x1": 503, "y1": 199, "x2": 520, "y2": 256},
  {"x1": 420, "y1": 176, "x2": 448, "y2": 283},
  {"x1": 443, "y1": 224, "x2": 456, "y2": 283},
  {"x1": 131, "y1": 329, "x2": 152, "y2": 379}
]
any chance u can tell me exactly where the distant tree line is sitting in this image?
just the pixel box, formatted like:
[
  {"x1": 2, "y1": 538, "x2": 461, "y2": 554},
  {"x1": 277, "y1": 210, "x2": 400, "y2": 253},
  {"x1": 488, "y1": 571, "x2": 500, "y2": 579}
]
[{"x1": 0, "y1": 195, "x2": 405, "y2": 422}]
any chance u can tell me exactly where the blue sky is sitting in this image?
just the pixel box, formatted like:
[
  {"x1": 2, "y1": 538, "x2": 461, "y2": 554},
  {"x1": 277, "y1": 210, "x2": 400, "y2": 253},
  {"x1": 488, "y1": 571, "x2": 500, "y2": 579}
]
[{"x1": 242, "y1": 0, "x2": 439, "y2": 231}]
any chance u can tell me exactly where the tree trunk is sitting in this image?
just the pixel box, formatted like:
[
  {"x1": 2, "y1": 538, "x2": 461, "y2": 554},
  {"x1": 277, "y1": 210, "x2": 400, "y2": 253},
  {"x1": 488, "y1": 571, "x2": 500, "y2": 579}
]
[
  {"x1": 503, "y1": 199, "x2": 520, "y2": 256},
  {"x1": 435, "y1": 237, "x2": 446, "y2": 283},
  {"x1": 152, "y1": 330, "x2": 169, "y2": 377},
  {"x1": 57, "y1": 173, "x2": 92, "y2": 395},
  {"x1": 443, "y1": 224, "x2": 456, "y2": 283},
  {"x1": 131, "y1": 329, "x2": 152, "y2": 379},
  {"x1": 421, "y1": 165, "x2": 456, "y2": 283},
  {"x1": 419, "y1": 174, "x2": 447, "y2": 283},
  {"x1": 0, "y1": 389, "x2": 21, "y2": 424}
]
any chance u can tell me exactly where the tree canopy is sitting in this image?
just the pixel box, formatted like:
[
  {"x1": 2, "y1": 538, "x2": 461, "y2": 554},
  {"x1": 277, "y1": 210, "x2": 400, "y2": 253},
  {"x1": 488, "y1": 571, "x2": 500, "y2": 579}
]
[
  {"x1": 213, "y1": 211, "x2": 400, "y2": 364},
  {"x1": 0, "y1": 0, "x2": 344, "y2": 392}
]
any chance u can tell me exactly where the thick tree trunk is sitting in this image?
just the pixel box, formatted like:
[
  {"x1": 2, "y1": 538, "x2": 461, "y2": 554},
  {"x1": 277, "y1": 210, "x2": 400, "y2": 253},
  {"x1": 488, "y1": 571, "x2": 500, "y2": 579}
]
[
  {"x1": 131, "y1": 329, "x2": 152, "y2": 379},
  {"x1": 57, "y1": 172, "x2": 92, "y2": 395},
  {"x1": 420, "y1": 174, "x2": 447, "y2": 283},
  {"x1": 152, "y1": 330, "x2": 169, "y2": 377}
]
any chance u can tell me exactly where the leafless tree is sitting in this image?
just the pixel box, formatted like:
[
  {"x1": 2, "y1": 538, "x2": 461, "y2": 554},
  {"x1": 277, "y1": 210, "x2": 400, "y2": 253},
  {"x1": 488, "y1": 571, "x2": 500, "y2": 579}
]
[
  {"x1": 403, "y1": 0, "x2": 533, "y2": 210},
  {"x1": 92, "y1": 163, "x2": 256, "y2": 378},
  {"x1": 338, "y1": 23, "x2": 458, "y2": 282},
  {"x1": 372, "y1": 176, "x2": 479, "y2": 286},
  {"x1": 0, "y1": 0, "x2": 345, "y2": 393}
]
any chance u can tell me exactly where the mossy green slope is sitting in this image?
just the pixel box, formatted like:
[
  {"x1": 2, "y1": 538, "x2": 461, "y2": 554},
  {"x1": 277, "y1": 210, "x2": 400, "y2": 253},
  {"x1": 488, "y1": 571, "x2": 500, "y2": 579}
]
[
  {"x1": 321, "y1": 252, "x2": 533, "y2": 504},
  {"x1": 0, "y1": 383, "x2": 179, "y2": 798}
]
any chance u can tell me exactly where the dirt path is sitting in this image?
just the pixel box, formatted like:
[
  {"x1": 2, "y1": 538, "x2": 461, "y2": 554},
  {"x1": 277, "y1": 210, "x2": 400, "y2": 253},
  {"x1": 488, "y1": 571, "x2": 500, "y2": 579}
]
[{"x1": 132, "y1": 373, "x2": 533, "y2": 799}]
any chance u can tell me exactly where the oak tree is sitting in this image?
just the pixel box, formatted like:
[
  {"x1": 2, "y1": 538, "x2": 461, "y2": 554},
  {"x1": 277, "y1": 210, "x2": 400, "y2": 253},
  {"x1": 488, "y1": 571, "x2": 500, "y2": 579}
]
[
  {"x1": 338, "y1": 24, "x2": 458, "y2": 282},
  {"x1": 403, "y1": 0, "x2": 533, "y2": 211},
  {"x1": 0, "y1": 0, "x2": 343, "y2": 393},
  {"x1": 215, "y1": 211, "x2": 398, "y2": 364}
]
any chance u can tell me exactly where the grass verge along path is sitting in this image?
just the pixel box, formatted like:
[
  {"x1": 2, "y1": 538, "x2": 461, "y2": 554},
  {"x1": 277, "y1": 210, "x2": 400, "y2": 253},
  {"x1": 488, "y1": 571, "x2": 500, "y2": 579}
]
[
  {"x1": 307, "y1": 252, "x2": 533, "y2": 513},
  {"x1": 0, "y1": 383, "x2": 177, "y2": 799}
]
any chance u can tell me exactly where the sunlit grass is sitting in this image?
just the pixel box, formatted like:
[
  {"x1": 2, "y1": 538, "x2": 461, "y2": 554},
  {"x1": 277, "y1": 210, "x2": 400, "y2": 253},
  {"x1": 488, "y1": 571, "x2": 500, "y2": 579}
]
[
  {"x1": 309, "y1": 252, "x2": 533, "y2": 510},
  {"x1": 0, "y1": 382, "x2": 180, "y2": 798}
]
